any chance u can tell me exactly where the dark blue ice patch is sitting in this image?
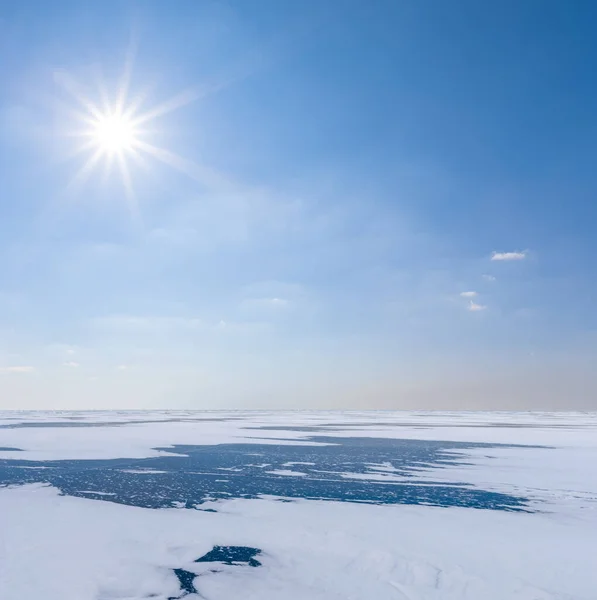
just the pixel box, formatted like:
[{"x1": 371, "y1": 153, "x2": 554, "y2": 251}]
[
  {"x1": 0, "y1": 436, "x2": 537, "y2": 511},
  {"x1": 0, "y1": 417, "x2": 238, "y2": 430},
  {"x1": 173, "y1": 568, "x2": 197, "y2": 595},
  {"x1": 196, "y1": 545, "x2": 262, "y2": 567},
  {"x1": 166, "y1": 547, "x2": 262, "y2": 599},
  {"x1": 169, "y1": 569, "x2": 198, "y2": 599},
  {"x1": 0, "y1": 447, "x2": 22, "y2": 451}
]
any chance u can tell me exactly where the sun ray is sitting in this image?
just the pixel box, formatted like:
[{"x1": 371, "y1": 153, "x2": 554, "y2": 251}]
[
  {"x1": 50, "y1": 94, "x2": 102, "y2": 132},
  {"x1": 67, "y1": 147, "x2": 105, "y2": 191},
  {"x1": 61, "y1": 138, "x2": 99, "y2": 160},
  {"x1": 91, "y1": 64, "x2": 114, "y2": 117},
  {"x1": 116, "y1": 151, "x2": 139, "y2": 220},
  {"x1": 131, "y1": 58, "x2": 259, "y2": 127},
  {"x1": 127, "y1": 147, "x2": 152, "y2": 173},
  {"x1": 99, "y1": 151, "x2": 116, "y2": 186},
  {"x1": 131, "y1": 87, "x2": 204, "y2": 127},
  {"x1": 59, "y1": 49, "x2": 243, "y2": 215},
  {"x1": 122, "y1": 82, "x2": 155, "y2": 120},
  {"x1": 54, "y1": 69, "x2": 104, "y2": 122},
  {"x1": 134, "y1": 140, "x2": 234, "y2": 192},
  {"x1": 115, "y1": 33, "x2": 138, "y2": 116}
]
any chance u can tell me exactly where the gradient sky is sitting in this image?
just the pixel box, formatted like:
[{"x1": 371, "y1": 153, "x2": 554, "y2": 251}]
[{"x1": 1, "y1": 0, "x2": 596, "y2": 409}]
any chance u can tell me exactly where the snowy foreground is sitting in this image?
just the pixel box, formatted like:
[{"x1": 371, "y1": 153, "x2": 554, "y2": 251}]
[{"x1": 0, "y1": 411, "x2": 596, "y2": 599}]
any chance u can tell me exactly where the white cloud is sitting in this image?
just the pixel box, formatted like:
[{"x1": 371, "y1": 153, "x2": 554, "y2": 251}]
[
  {"x1": 45, "y1": 343, "x2": 79, "y2": 356},
  {"x1": 268, "y1": 297, "x2": 288, "y2": 306},
  {"x1": 116, "y1": 365, "x2": 130, "y2": 371},
  {"x1": 63, "y1": 362, "x2": 79, "y2": 368},
  {"x1": 242, "y1": 297, "x2": 290, "y2": 309},
  {"x1": 491, "y1": 251, "x2": 527, "y2": 261},
  {"x1": 460, "y1": 291, "x2": 477, "y2": 298},
  {"x1": 482, "y1": 274, "x2": 496, "y2": 282},
  {"x1": 0, "y1": 366, "x2": 34, "y2": 373},
  {"x1": 467, "y1": 301, "x2": 487, "y2": 312}
]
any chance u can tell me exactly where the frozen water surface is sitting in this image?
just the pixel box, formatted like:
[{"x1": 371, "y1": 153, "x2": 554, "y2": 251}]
[
  {"x1": 0, "y1": 436, "x2": 536, "y2": 510},
  {"x1": 0, "y1": 411, "x2": 596, "y2": 600}
]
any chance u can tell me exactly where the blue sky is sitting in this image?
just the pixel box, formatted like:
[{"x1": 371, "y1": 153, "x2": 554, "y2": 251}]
[{"x1": 1, "y1": 0, "x2": 596, "y2": 409}]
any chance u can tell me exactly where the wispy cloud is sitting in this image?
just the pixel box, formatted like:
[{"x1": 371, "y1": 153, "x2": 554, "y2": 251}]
[
  {"x1": 215, "y1": 319, "x2": 271, "y2": 334},
  {"x1": 91, "y1": 314, "x2": 268, "y2": 336},
  {"x1": 491, "y1": 250, "x2": 527, "y2": 261},
  {"x1": 45, "y1": 343, "x2": 79, "y2": 356},
  {"x1": 482, "y1": 274, "x2": 496, "y2": 282},
  {"x1": 63, "y1": 361, "x2": 79, "y2": 368},
  {"x1": 91, "y1": 315, "x2": 203, "y2": 332},
  {"x1": 242, "y1": 297, "x2": 290, "y2": 309},
  {"x1": 460, "y1": 291, "x2": 477, "y2": 298},
  {"x1": 0, "y1": 366, "x2": 34, "y2": 373},
  {"x1": 467, "y1": 301, "x2": 487, "y2": 312},
  {"x1": 242, "y1": 281, "x2": 305, "y2": 299}
]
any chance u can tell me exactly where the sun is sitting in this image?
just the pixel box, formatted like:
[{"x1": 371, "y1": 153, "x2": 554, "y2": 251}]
[
  {"x1": 55, "y1": 53, "x2": 228, "y2": 215},
  {"x1": 92, "y1": 113, "x2": 138, "y2": 154}
]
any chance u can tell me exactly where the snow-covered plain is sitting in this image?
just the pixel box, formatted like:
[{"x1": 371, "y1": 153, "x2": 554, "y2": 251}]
[{"x1": 0, "y1": 411, "x2": 596, "y2": 599}]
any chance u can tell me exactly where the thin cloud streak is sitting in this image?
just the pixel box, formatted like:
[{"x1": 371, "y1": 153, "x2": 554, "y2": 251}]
[
  {"x1": 491, "y1": 251, "x2": 527, "y2": 261},
  {"x1": 0, "y1": 366, "x2": 34, "y2": 373},
  {"x1": 242, "y1": 297, "x2": 290, "y2": 308},
  {"x1": 467, "y1": 301, "x2": 487, "y2": 312}
]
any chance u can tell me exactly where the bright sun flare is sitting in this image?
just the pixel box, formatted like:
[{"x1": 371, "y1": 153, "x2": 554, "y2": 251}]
[
  {"x1": 57, "y1": 55, "x2": 220, "y2": 216},
  {"x1": 92, "y1": 114, "x2": 137, "y2": 154}
]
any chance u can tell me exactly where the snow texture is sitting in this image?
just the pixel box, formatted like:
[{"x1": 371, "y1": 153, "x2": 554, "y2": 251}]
[{"x1": 0, "y1": 411, "x2": 596, "y2": 599}]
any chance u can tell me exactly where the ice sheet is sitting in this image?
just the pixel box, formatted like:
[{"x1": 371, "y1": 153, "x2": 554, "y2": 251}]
[
  {"x1": 1, "y1": 483, "x2": 595, "y2": 600},
  {"x1": 1, "y1": 411, "x2": 596, "y2": 599}
]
